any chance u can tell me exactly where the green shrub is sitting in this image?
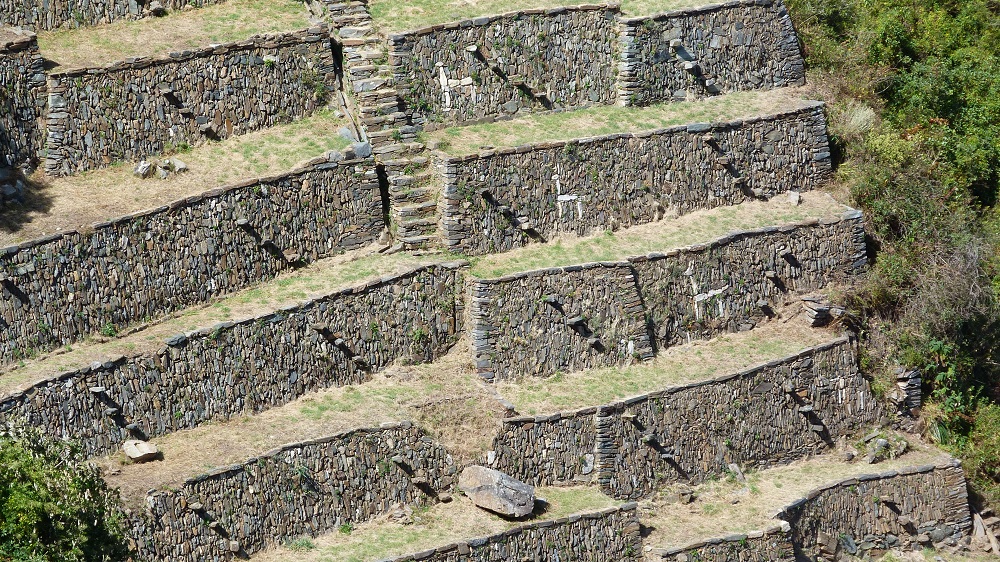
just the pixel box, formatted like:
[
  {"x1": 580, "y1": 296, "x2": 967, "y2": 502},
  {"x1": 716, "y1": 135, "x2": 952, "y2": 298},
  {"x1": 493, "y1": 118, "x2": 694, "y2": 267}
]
[{"x1": 0, "y1": 425, "x2": 128, "y2": 561}]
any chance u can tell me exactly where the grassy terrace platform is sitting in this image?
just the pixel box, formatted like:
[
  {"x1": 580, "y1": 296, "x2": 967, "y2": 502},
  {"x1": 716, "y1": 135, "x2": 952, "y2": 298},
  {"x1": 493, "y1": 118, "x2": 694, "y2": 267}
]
[
  {"x1": 2, "y1": 109, "x2": 352, "y2": 245},
  {"x1": 500, "y1": 322, "x2": 841, "y2": 414},
  {"x1": 467, "y1": 190, "x2": 847, "y2": 278},
  {"x1": 370, "y1": 0, "x2": 712, "y2": 33},
  {"x1": 425, "y1": 88, "x2": 816, "y2": 156},
  {"x1": 253, "y1": 486, "x2": 618, "y2": 562},
  {"x1": 639, "y1": 444, "x2": 951, "y2": 552},
  {"x1": 95, "y1": 346, "x2": 504, "y2": 506},
  {"x1": 36, "y1": 0, "x2": 312, "y2": 70}
]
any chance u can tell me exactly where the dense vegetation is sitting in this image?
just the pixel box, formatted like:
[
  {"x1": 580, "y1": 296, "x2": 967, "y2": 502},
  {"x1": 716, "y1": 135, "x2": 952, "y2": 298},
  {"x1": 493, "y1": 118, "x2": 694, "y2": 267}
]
[
  {"x1": 0, "y1": 425, "x2": 128, "y2": 561},
  {"x1": 787, "y1": 0, "x2": 1000, "y2": 504}
]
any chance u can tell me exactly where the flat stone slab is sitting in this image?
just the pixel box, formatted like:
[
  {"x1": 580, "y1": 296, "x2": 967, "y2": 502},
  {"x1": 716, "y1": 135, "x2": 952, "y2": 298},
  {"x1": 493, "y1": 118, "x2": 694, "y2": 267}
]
[{"x1": 459, "y1": 465, "x2": 534, "y2": 518}]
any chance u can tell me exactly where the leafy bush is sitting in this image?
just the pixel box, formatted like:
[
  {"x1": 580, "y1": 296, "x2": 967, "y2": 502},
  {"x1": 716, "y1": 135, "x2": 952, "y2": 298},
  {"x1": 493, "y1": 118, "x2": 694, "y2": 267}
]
[
  {"x1": 788, "y1": 0, "x2": 1000, "y2": 503},
  {"x1": 0, "y1": 424, "x2": 128, "y2": 561}
]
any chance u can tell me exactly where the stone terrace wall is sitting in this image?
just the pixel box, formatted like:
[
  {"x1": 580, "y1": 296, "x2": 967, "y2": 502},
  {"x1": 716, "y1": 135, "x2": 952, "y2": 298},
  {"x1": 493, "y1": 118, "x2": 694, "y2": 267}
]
[
  {"x1": 0, "y1": 263, "x2": 465, "y2": 457},
  {"x1": 651, "y1": 524, "x2": 794, "y2": 562},
  {"x1": 631, "y1": 210, "x2": 866, "y2": 349},
  {"x1": 387, "y1": 5, "x2": 618, "y2": 129},
  {"x1": 0, "y1": 29, "x2": 46, "y2": 171},
  {"x1": 598, "y1": 337, "x2": 883, "y2": 499},
  {"x1": 44, "y1": 25, "x2": 336, "y2": 175},
  {"x1": 0, "y1": 155, "x2": 381, "y2": 365},
  {"x1": 0, "y1": 0, "x2": 226, "y2": 31},
  {"x1": 469, "y1": 262, "x2": 654, "y2": 381},
  {"x1": 468, "y1": 211, "x2": 864, "y2": 381},
  {"x1": 618, "y1": 0, "x2": 804, "y2": 106},
  {"x1": 489, "y1": 338, "x2": 883, "y2": 495},
  {"x1": 777, "y1": 461, "x2": 972, "y2": 558},
  {"x1": 383, "y1": 503, "x2": 641, "y2": 562},
  {"x1": 490, "y1": 406, "x2": 600, "y2": 486},
  {"x1": 133, "y1": 423, "x2": 457, "y2": 561},
  {"x1": 438, "y1": 104, "x2": 830, "y2": 255}
]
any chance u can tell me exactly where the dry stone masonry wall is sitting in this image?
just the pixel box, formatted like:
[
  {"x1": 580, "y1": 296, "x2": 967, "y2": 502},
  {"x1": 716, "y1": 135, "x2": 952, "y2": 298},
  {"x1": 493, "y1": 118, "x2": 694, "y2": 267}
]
[
  {"x1": 618, "y1": 0, "x2": 804, "y2": 106},
  {"x1": 132, "y1": 423, "x2": 457, "y2": 561},
  {"x1": 0, "y1": 29, "x2": 46, "y2": 172},
  {"x1": 0, "y1": 263, "x2": 465, "y2": 457},
  {"x1": 651, "y1": 525, "x2": 795, "y2": 562},
  {"x1": 469, "y1": 262, "x2": 655, "y2": 381},
  {"x1": 44, "y1": 25, "x2": 337, "y2": 175},
  {"x1": 489, "y1": 338, "x2": 884, "y2": 497},
  {"x1": 0, "y1": 156, "x2": 382, "y2": 365},
  {"x1": 381, "y1": 503, "x2": 642, "y2": 562},
  {"x1": 438, "y1": 105, "x2": 831, "y2": 255},
  {"x1": 777, "y1": 461, "x2": 972, "y2": 558},
  {"x1": 387, "y1": 5, "x2": 619, "y2": 128},
  {"x1": 597, "y1": 338, "x2": 883, "y2": 499},
  {"x1": 631, "y1": 210, "x2": 866, "y2": 348},
  {"x1": 0, "y1": 0, "x2": 226, "y2": 31},
  {"x1": 469, "y1": 212, "x2": 864, "y2": 382}
]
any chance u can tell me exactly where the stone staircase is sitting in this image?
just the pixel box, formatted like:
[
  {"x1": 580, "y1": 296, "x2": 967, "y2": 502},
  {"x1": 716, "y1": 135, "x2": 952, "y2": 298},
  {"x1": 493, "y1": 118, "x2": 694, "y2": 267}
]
[{"x1": 330, "y1": 0, "x2": 441, "y2": 250}]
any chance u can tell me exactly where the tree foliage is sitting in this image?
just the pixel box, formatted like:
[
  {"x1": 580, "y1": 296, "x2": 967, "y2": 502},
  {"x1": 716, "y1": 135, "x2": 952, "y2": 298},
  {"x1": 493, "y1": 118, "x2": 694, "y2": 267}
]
[
  {"x1": 787, "y1": 0, "x2": 1000, "y2": 503},
  {"x1": 0, "y1": 425, "x2": 128, "y2": 562}
]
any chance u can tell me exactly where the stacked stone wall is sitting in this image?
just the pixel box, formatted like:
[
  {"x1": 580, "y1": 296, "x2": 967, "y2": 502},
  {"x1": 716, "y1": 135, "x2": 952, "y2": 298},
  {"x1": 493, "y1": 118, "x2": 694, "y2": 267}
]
[
  {"x1": 489, "y1": 338, "x2": 883, "y2": 496},
  {"x1": 469, "y1": 262, "x2": 655, "y2": 381},
  {"x1": 597, "y1": 338, "x2": 882, "y2": 499},
  {"x1": 132, "y1": 423, "x2": 457, "y2": 561},
  {"x1": 382, "y1": 503, "x2": 641, "y2": 562},
  {"x1": 469, "y1": 212, "x2": 864, "y2": 381},
  {"x1": 777, "y1": 462, "x2": 972, "y2": 558},
  {"x1": 490, "y1": 406, "x2": 600, "y2": 486},
  {"x1": 618, "y1": 0, "x2": 805, "y2": 106},
  {"x1": 631, "y1": 210, "x2": 866, "y2": 349},
  {"x1": 387, "y1": 5, "x2": 618, "y2": 129},
  {"x1": 0, "y1": 156, "x2": 382, "y2": 365},
  {"x1": 651, "y1": 525, "x2": 795, "y2": 562},
  {"x1": 44, "y1": 25, "x2": 337, "y2": 175},
  {"x1": 439, "y1": 104, "x2": 830, "y2": 255},
  {"x1": 0, "y1": 263, "x2": 465, "y2": 457},
  {"x1": 0, "y1": 0, "x2": 227, "y2": 31},
  {"x1": 0, "y1": 29, "x2": 46, "y2": 171}
]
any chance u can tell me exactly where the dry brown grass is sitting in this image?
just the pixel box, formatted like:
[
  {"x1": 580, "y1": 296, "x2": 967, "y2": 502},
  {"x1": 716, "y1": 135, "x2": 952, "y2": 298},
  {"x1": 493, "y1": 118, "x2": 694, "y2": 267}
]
[
  {"x1": 426, "y1": 88, "x2": 816, "y2": 156},
  {"x1": 468, "y1": 191, "x2": 847, "y2": 278},
  {"x1": 369, "y1": 0, "x2": 713, "y2": 33},
  {"x1": 1, "y1": 110, "x2": 351, "y2": 245},
  {"x1": 639, "y1": 442, "x2": 953, "y2": 554},
  {"x1": 96, "y1": 343, "x2": 502, "y2": 508},
  {"x1": 252, "y1": 485, "x2": 618, "y2": 562},
  {"x1": 0, "y1": 248, "x2": 432, "y2": 395},
  {"x1": 499, "y1": 319, "x2": 844, "y2": 414},
  {"x1": 37, "y1": 0, "x2": 311, "y2": 69}
]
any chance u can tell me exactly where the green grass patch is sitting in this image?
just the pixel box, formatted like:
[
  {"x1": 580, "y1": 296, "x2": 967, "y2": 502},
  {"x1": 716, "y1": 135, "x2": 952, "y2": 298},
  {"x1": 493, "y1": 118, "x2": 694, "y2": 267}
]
[
  {"x1": 500, "y1": 325, "x2": 834, "y2": 413},
  {"x1": 467, "y1": 196, "x2": 838, "y2": 279},
  {"x1": 425, "y1": 90, "x2": 810, "y2": 156},
  {"x1": 38, "y1": 0, "x2": 311, "y2": 68}
]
